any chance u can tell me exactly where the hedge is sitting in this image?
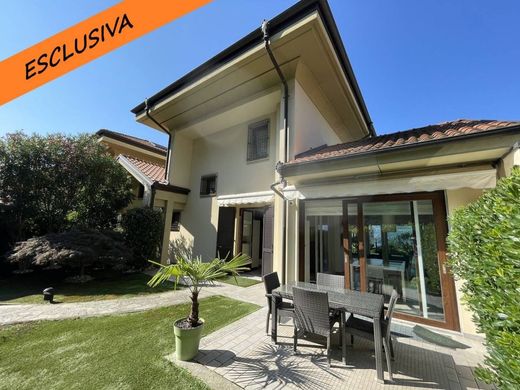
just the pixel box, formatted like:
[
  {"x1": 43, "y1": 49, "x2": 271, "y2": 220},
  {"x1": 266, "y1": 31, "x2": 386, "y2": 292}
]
[{"x1": 448, "y1": 166, "x2": 520, "y2": 388}]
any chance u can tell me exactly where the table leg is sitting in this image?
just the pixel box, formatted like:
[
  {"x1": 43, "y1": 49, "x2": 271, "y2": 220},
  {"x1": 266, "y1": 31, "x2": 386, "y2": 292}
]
[
  {"x1": 374, "y1": 316, "x2": 384, "y2": 383},
  {"x1": 271, "y1": 296, "x2": 278, "y2": 343}
]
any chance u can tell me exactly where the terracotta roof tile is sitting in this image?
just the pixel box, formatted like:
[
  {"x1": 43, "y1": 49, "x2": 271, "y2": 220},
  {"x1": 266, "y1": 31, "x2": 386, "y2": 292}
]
[
  {"x1": 291, "y1": 119, "x2": 520, "y2": 164},
  {"x1": 124, "y1": 155, "x2": 166, "y2": 183}
]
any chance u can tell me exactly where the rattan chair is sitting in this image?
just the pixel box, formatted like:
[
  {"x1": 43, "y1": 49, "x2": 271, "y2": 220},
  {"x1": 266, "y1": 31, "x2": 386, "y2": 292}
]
[
  {"x1": 263, "y1": 272, "x2": 294, "y2": 335},
  {"x1": 344, "y1": 289, "x2": 400, "y2": 380},
  {"x1": 316, "y1": 272, "x2": 344, "y2": 327},
  {"x1": 316, "y1": 272, "x2": 344, "y2": 289},
  {"x1": 292, "y1": 287, "x2": 342, "y2": 366}
]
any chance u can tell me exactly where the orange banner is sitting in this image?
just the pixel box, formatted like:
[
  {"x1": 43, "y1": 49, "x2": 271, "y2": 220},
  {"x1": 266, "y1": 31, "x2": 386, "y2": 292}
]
[{"x1": 0, "y1": 0, "x2": 212, "y2": 106}]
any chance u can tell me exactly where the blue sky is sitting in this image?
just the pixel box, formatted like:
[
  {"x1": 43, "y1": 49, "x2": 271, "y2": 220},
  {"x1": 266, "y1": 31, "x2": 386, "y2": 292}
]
[{"x1": 1, "y1": 0, "x2": 519, "y2": 147}]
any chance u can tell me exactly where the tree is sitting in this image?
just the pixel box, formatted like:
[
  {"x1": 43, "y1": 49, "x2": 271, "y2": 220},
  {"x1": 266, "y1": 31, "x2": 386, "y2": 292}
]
[
  {"x1": 121, "y1": 207, "x2": 163, "y2": 269},
  {"x1": 448, "y1": 166, "x2": 520, "y2": 388},
  {"x1": 0, "y1": 132, "x2": 133, "y2": 240},
  {"x1": 8, "y1": 230, "x2": 132, "y2": 278},
  {"x1": 148, "y1": 254, "x2": 251, "y2": 327}
]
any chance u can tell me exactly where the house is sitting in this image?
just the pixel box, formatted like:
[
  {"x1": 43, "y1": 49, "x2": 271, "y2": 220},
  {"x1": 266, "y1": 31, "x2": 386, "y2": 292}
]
[
  {"x1": 96, "y1": 129, "x2": 190, "y2": 260},
  {"x1": 130, "y1": 0, "x2": 519, "y2": 335}
]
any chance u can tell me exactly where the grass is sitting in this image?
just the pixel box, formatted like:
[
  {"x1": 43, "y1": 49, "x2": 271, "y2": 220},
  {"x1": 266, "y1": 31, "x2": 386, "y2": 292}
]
[
  {"x1": 217, "y1": 274, "x2": 261, "y2": 287},
  {"x1": 0, "y1": 295, "x2": 259, "y2": 389},
  {"x1": 0, "y1": 271, "x2": 176, "y2": 304}
]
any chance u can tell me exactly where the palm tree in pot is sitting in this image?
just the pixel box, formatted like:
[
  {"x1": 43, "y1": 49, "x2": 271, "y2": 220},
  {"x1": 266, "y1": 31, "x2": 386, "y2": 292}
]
[{"x1": 148, "y1": 253, "x2": 250, "y2": 361}]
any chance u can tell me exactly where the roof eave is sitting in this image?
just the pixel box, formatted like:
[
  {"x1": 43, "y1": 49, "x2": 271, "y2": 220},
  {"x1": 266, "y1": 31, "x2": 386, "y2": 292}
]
[
  {"x1": 130, "y1": 0, "x2": 375, "y2": 136},
  {"x1": 280, "y1": 124, "x2": 520, "y2": 177}
]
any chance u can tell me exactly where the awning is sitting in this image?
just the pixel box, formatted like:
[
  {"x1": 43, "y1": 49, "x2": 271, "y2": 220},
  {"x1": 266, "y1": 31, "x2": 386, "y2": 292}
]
[
  {"x1": 217, "y1": 191, "x2": 275, "y2": 207},
  {"x1": 284, "y1": 168, "x2": 497, "y2": 200}
]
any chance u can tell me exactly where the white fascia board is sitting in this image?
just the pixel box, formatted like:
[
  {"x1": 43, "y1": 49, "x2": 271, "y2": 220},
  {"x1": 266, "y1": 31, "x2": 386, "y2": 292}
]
[{"x1": 117, "y1": 155, "x2": 153, "y2": 188}]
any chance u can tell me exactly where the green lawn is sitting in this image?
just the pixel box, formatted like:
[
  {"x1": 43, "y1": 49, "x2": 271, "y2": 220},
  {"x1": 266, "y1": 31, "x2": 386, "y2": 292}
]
[
  {"x1": 0, "y1": 271, "x2": 176, "y2": 304},
  {"x1": 217, "y1": 274, "x2": 261, "y2": 287},
  {"x1": 0, "y1": 295, "x2": 259, "y2": 389}
]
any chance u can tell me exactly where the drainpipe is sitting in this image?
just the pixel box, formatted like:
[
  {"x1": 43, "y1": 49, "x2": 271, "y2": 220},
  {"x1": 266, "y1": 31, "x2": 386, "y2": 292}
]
[
  {"x1": 145, "y1": 98, "x2": 173, "y2": 183},
  {"x1": 263, "y1": 19, "x2": 289, "y2": 283}
]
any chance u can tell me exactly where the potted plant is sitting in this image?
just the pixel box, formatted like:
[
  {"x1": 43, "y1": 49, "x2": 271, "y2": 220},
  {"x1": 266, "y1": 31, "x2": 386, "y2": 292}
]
[{"x1": 147, "y1": 254, "x2": 250, "y2": 361}]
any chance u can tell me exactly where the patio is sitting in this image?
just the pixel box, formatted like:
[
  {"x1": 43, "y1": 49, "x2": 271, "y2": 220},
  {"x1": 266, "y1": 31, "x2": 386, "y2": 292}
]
[{"x1": 190, "y1": 306, "x2": 494, "y2": 389}]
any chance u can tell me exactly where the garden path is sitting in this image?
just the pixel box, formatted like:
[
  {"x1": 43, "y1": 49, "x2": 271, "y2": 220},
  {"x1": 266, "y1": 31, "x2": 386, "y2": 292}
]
[{"x1": 0, "y1": 279, "x2": 265, "y2": 326}]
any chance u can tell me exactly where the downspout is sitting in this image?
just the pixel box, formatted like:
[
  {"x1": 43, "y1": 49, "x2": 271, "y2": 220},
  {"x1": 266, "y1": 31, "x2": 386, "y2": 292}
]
[
  {"x1": 145, "y1": 98, "x2": 173, "y2": 183},
  {"x1": 263, "y1": 20, "x2": 290, "y2": 283}
]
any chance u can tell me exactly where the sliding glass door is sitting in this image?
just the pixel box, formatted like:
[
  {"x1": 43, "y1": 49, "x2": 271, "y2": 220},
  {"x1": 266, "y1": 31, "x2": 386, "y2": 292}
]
[{"x1": 303, "y1": 192, "x2": 459, "y2": 330}]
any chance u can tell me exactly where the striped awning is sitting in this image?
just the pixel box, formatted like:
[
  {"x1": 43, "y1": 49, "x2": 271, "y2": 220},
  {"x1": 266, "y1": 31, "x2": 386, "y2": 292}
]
[{"x1": 217, "y1": 191, "x2": 274, "y2": 207}]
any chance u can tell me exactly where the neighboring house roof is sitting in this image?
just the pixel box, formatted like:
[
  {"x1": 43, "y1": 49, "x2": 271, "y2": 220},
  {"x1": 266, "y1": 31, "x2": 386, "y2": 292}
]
[
  {"x1": 117, "y1": 155, "x2": 190, "y2": 195},
  {"x1": 289, "y1": 119, "x2": 520, "y2": 165},
  {"x1": 123, "y1": 155, "x2": 166, "y2": 183},
  {"x1": 96, "y1": 129, "x2": 167, "y2": 156},
  {"x1": 131, "y1": 0, "x2": 375, "y2": 136}
]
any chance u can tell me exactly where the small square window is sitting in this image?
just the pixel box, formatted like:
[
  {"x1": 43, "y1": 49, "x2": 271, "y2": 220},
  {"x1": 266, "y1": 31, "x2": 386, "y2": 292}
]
[
  {"x1": 171, "y1": 211, "x2": 181, "y2": 232},
  {"x1": 200, "y1": 174, "x2": 217, "y2": 197},
  {"x1": 247, "y1": 120, "x2": 269, "y2": 161}
]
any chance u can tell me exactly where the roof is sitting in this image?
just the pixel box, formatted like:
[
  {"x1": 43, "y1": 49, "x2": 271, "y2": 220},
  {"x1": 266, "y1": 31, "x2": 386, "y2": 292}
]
[
  {"x1": 119, "y1": 155, "x2": 190, "y2": 195},
  {"x1": 131, "y1": 0, "x2": 375, "y2": 136},
  {"x1": 97, "y1": 129, "x2": 167, "y2": 156},
  {"x1": 289, "y1": 119, "x2": 520, "y2": 165},
  {"x1": 123, "y1": 155, "x2": 166, "y2": 183}
]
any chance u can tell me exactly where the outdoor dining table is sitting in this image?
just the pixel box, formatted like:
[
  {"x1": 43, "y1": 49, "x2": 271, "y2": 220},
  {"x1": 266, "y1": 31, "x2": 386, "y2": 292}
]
[{"x1": 272, "y1": 281, "x2": 386, "y2": 383}]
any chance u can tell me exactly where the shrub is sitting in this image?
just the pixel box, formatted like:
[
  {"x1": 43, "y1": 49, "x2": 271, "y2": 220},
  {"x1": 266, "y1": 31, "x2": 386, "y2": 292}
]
[
  {"x1": 0, "y1": 132, "x2": 133, "y2": 240},
  {"x1": 121, "y1": 208, "x2": 163, "y2": 269},
  {"x1": 448, "y1": 166, "x2": 520, "y2": 388},
  {"x1": 7, "y1": 230, "x2": 132, "y2": 278}
]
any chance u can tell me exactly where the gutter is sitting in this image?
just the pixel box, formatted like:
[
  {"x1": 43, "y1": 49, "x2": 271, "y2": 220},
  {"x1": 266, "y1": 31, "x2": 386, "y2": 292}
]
[
  {"x1": 263, "y1": 20, "x2": 289, "y2": 283},
  {"x1": 145, "y1": 99, "x2": 172, "y2": 182},
  {"x1": 281, "y1": 124, "x2": 520, "y2": 177},
  {"x1": 130, "y1": 0, "x2": 375, "y2": 137}
]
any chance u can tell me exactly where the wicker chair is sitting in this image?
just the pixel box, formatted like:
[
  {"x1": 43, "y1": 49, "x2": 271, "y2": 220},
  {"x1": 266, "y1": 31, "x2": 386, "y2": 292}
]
[
  {"x1": 316, "y1": 272, "x2": 344, "y2": 289},
  {"x1": 344, "y1": 289, "x2": 400, "y2": 380},
  {"x1": 292, "y1": 287, "x2": 341, "y2": 366},
  {"x1": 263, "y1": 272, "x2": 294, "y2": 335},
  {"x1": 316, "y1": 272, "x2": 344, "y2": 326}
]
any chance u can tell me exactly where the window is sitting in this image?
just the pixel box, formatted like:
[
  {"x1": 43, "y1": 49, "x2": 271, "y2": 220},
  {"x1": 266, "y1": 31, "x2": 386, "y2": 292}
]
[
  {"x1": 200, "y1": 174, "x2": 217, "y2": 197},
  {"x1": 171, "y1": 211, "x2": 181, "y2": 232},
  {"x1": 137, "y1": 184, "x2": 145, "y2": 199},
  {"x1": 247, "y1": 120, "x2": 269, "y2": 161}
]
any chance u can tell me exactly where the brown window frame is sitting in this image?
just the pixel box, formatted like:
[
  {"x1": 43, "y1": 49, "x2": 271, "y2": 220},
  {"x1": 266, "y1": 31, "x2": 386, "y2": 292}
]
[{"x1": 299, "y1": 191, "x2": 460, "y2": 331}]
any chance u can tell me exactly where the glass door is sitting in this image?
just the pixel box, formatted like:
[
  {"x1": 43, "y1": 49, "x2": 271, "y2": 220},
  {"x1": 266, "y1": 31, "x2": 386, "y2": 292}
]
[
  {"x1": 342, "y1": 192, "x2": 458, "y2": 330},
  {"x1": 361, "y1": 200, "x2": 444, "y2": 321}
]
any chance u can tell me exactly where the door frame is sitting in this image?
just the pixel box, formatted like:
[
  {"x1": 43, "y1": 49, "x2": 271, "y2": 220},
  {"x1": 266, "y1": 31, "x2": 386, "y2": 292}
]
[{"x1": 299, "y1": 191, "x2": 460, "y2": 331}]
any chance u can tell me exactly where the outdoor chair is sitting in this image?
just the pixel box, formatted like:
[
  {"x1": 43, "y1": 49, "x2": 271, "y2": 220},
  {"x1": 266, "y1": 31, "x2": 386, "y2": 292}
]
[
  {"x1": 316, "y1": 272, "x2": 344, "y2": 325},
  {"x1": 344, "y1": 289, "x2": 400, "y2": 379},
  {"x1": 316, "y1": 272, "x2": 344, "y2": 289},
  {"x1": 263, "y1": 272, "x2": 294, "y2": 335},
  {"x1": 292, "y1": 287, "x2": 343, "y2": 367}
]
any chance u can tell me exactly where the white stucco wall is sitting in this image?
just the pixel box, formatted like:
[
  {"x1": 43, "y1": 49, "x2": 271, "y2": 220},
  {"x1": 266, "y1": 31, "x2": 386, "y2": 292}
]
[
  {"x1": 173, "y1": 112, "x2": 279, "y2": 260},
  {"x1": 445, "y1": 188, "x2": 486, "y2": 335},
  {"x1": 291, "y1": 80, "x2": 341, "y2": 158}
]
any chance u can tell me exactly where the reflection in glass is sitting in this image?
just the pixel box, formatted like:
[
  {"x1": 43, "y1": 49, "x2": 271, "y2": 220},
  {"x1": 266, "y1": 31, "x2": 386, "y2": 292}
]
[
  {"x1": 361, "y1": 200, "x2": 444, "y2": 321},
  {"x1": 305, "y1": 200, "x2": 344, "y2": 283}
]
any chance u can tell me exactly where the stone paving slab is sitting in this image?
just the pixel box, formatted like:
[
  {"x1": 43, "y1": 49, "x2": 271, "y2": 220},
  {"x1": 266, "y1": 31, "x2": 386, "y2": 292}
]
[
  {"x1": 0, "y1": 280, "x2": 265, "y2": 326},
  {"x1": 193, "y1": 308, "x2": 495, "y2": 390}
]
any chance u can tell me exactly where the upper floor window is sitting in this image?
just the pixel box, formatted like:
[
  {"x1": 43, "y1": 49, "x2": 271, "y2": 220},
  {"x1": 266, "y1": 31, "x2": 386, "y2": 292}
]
[
  {"x1": 247, "y1": 120, "x2": 269, "y2": 161},
  {"x1": 200, "y1": 174, "x2": 217, "y2": 197}
]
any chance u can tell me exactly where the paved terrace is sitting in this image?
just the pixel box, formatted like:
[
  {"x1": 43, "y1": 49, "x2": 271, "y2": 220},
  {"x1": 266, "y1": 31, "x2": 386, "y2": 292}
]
[
  {"x1": 0, "y1": 276, "x2": 494, "y2": 389},
  {"x1": 194, "y1": 309, "x2": 494, "y2": 390}
]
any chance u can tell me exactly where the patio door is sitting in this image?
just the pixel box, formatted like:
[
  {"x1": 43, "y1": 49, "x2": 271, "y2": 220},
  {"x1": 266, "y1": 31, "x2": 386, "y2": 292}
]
[{"x1": 343, "y1": 192, "x2": 459, "y2": 330}]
